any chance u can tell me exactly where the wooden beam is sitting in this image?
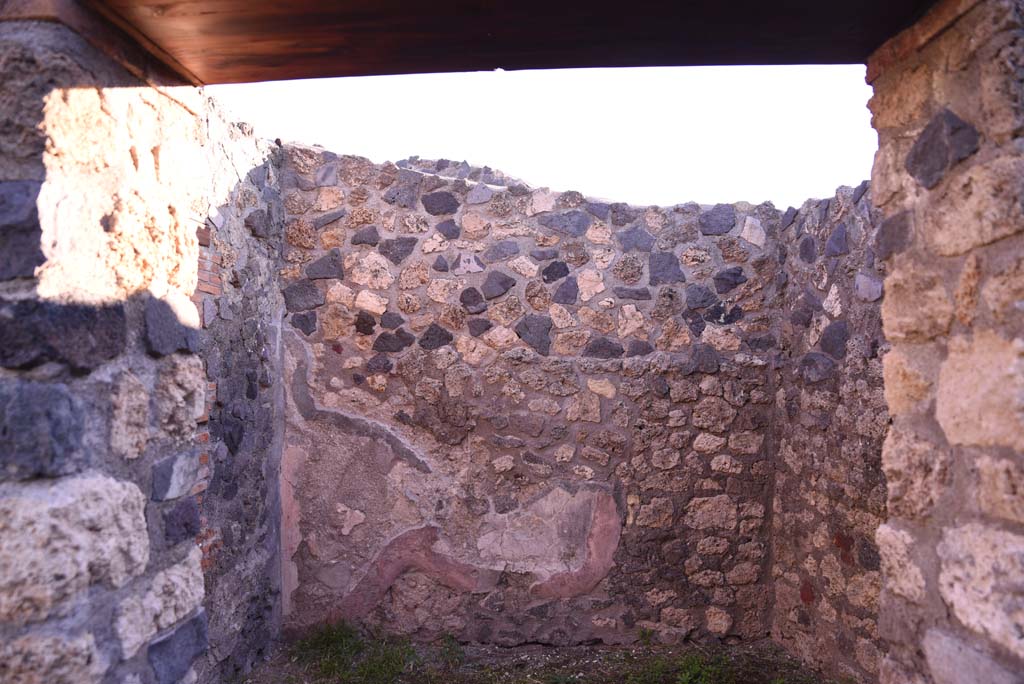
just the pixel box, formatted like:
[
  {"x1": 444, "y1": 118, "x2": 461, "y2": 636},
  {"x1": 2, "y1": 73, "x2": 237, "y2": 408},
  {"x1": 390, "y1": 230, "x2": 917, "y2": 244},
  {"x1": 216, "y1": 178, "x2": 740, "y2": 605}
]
[{"x1": 0, "y1": 0, "x2": 200, "y2": 86}]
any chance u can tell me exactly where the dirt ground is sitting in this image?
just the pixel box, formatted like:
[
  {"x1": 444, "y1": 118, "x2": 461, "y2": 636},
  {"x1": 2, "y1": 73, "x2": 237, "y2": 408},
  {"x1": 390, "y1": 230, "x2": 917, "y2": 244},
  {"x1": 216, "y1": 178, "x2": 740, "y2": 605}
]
[{"x1": 241, "y1": 626, "x2": 841, "y2": 684}]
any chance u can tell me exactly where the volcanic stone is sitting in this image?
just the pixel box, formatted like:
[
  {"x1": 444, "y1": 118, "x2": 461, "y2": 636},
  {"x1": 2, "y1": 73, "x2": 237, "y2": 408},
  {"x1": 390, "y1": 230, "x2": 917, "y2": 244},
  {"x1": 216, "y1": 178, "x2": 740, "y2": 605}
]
[
  {"x1": 163, "y1": 498, "x2": 201, "y2": 546},
  {"x1": 481, "y1": 271, "x2": 517, "y2": 299},
  {"x1": 613, "y1": 286, "x2": 651, "y2": 300},
  {"x1": 290, "y1": 311, "x2": 317, "y2": 335},
  {"x1": 465, "y1": 319, "x2": 491, "y2": 338},
  {"x1": 712, "y1": 267, "x2": 747, "y2": 294},
  {"x1": 626, "y1": 340, "x2": 654, "y2": 357},
  {"x1": 686, "y1": 284, "x2": 719, "y2": 309},
  {"x1": 799, "y1": 352, "x2": 836, "y2": 383},
  {"x1": 875, "y1": 211, "x2": 911, "y2": 261},
  {"x1": 610, "y1": 203, "x2": 639, "y2": 226},
  {"x1": 432, "y1": 255, "x2": 449, "y2": 272},
  {"x1": 436, "y1": 219, "x2": 460, "y2": 239},
  {"x1": 305, "y1": 248, "x2": 344, "y2": 279},
  {"x1": 585, "y1": 202, "x2": 610, "y2": 220},
  {"x1": 372, "y1": 328, "x2": 415, "y2": 352},
  {"x1": 780, "y1": 207, "x2": 798, "y2": 230},
  {"x1": 0, "y1": 380, "x2": 83, "y2": 481},
  {"x1": 820, "y1": 320, "x2": 849, "y2": 359},
  {"x1": 852, "y1": 180, "x2": 870, "y2": 205},
  {"x1": 552, "y1": 277, "x2": 579, "y2": 305},
  {"x1": 514, "y1": 315, "x2": 553, "y2": 356},
  {"x1": 617, "y1": 226, "x2": 656, "y2": 252},
  {"x1": 583, "y1": 337, "x2": 625, "y2": 359},
  {"x1": 419, "y1": 323, "x2": 454, "y2": 350},
  {"x1": 355, "y1": 311, "x2": 376, "y2": 335},
  {"x1": 243, "y1": 208, "x2": 273, "y2": 239},
  {"x1": 467, "y1": 184, "x2": 494, "y2": 204},
  {"x1": 148, "y1": 611, "x2": 208, "y2": 684},
  {"x1": 824, "y1": 223, "x2": 849, "y2": 257},
  {"x1": 684, "y1": 344, "x2": 720, "y2": 375},
  {"x1": 380, "y1": 311, "x2": 404, "y2": 329},
  {"x1": 283, "y1": 280, "x2": 325, "y2": 312},
  {"x1": 698, "y1": 204, "x2": 736, "y2": 235},
  {"x1": 366, "y1": 354, "x2": 393, "y2": 373},
  {"x1": 704, "y1": 304, "x2": 743, "y2": 325},
  {"x1": 379, "y1": 237, "x2": 418, "y2": 265},
  {"x1": 482, "y1": 240, "x2": 521, "y2": 263},
  {"x1": 312, "y1": 208, "x2": 345, "y2": 230},
  {"x1": 905, "y1": 108, "x2": 980, "y2": 189},
  {"x1": 748, "y1": 334, "x2": 776, "y2": 351},
  {"x1": 422, "y1": 191, "x2": 460, "y2": 215},
  {"x1": 0, "y1": 180, "x2": 44, "y2": 280},
  {"x1": 649, "y1": 252, "x2": 686, "y2": 286},
  {"x1": 798, "y1": 236, "x2": 817, "y2": 263},
  {"x1": 145, "y1": 297, "x2": 200, "y2": 356},
  {"x1": 542, "y1": 260, "x2": 570, "y2": 283},
  {"x1": 351, "y1": 225, "x2": 380, "y2": 245},
  {"x1": 817, "y1": 199, "x2": 831, "y2": 225},
  {"x1": 382, "y1": 169, "x2": 422, "y2": 208},
  {"x1": 683, "y1": 309, "x2": 707, "y2": 336},
  {"x1": 530, "y1": 248, "x2": 559, "y2": 261},
  {"x1": 460, "y1": 287, "x2": 487, "y2": 314},
  {"x1": 538, "y1": 210, "x2": 591, "y2": 236},
  {"x1": 790, "y1": 292, "x2": 820, "y2": 327}
]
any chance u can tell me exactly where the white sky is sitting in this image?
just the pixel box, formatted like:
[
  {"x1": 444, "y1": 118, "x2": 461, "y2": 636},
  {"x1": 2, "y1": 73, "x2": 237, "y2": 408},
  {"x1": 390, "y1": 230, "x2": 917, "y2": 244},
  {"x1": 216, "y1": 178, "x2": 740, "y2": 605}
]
[{"x1": 207, "y1": 65, "x2": 875, "y2": 209}]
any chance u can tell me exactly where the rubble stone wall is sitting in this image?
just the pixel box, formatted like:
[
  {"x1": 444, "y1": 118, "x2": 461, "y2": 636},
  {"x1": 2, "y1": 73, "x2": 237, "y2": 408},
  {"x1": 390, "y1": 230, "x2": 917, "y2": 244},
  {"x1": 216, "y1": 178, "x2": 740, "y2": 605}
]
[
  {"x1": 0, "y1": 21, "x2": 284, "y2": 684},
  {"x1": 275, "y1": 146, "x2": 887, "y2": 675},
  {"x1": 770, "y1": 185, "x2": 890, "y2": 682},
  {"x1": 866, "y1": 1, "x2": 1024, "y2": 682},
  {"x1": 9, "y1": 2, "x2": 1024, "y2": 683}
]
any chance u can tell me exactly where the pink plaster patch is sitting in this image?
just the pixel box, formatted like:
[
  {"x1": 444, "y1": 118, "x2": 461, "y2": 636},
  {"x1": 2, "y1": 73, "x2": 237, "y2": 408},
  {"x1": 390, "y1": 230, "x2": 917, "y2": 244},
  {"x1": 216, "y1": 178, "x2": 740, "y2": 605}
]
[
  {"x1": 334, "y1": 526, "x2": 500, "y2": 620},
  {"x1": 530, "y1": 489, "x2": 621, "y2": 599}
]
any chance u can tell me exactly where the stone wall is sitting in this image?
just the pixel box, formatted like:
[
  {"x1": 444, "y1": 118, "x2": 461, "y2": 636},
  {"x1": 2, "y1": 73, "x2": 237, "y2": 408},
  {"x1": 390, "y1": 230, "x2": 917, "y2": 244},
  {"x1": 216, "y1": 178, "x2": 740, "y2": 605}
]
[
  {"x1": 9, "y1": 3, "x2": 1024, "y2": 683},
  {"x1": 770, "y1": 185, "x2": 890, "y2": 681},
  {"x1": 277, "y1": 149, "x2": 785, "y2": 645},
  {"x1": 0, "y1": 21, "x2": 284, "y2": 684},
  {"x1": 275, "y1": 146, "x2": 889, "y2": 668},
  {"x1": 866, "y1": 0, "x2": 1024, "y2": 682}
]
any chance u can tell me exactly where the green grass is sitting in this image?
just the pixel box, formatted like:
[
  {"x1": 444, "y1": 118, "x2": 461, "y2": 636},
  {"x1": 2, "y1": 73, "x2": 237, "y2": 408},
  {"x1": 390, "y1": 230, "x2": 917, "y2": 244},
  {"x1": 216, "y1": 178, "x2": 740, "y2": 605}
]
[
  {"x1": 292, "y1": 622, "x2": 417, "y2": 684},
  {"x1": 271, "y1": 624, "x2": 828, "y2": 684}
]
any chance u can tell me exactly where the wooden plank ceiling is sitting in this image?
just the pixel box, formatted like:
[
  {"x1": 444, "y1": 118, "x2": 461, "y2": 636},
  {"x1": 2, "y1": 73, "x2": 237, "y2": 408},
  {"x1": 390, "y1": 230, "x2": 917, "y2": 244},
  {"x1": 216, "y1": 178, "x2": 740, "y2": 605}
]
[{"x1": 86, "y1": 0, "x2": 937, "y2": 85}]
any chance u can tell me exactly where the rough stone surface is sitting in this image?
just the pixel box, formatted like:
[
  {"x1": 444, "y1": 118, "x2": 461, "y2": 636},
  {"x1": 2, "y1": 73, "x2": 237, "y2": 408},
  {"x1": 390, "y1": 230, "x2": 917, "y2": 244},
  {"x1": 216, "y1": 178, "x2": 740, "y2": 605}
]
[
  {"x1": 351, "y1": 225, "x2": 380, "y2": 245},
  {"x1": 148, "y1": 611, "x2": 209, "y2": 684},
  {"x1": 306, "y1": 248, "x2": 345, "y2": 279},
  {"x1": 923, "y1": 629, "x2": 1021, "y2": 684},
  {"x1": 0, "y1": 475, "x2": 149, "y2": 624},
  {"x1": 21, "y1": 16, "x2": 1010, "y2": 681},
  {"x1": 938, "y1": 524, "x2": 1024, "y2": 659},
  {"x1": 481, "y1": 271, "x2": 517, "y2": 300},
  {"x1": 905, "y1": 108, "x2": 980, "y2": 189},
  {"x1": 0, "y1": 299, "x2": 126, "y2": 371},
  {"x1": 866, "y1": 5, "x2": 1024, "y2": 681},
  {"x1": 283, "y1": 280, "x2": 325, "y2": 311},
  {"x1": 0, "y1": 180, "x2": 44, "y2": 281},
  {"x1": 145, "y1": 296, "x2": 201, "y2": 357},
  {"x1": 698, "y1": 205, "x2": 736, "y2": 235},
  {"x1": 0, "y1": 633, "x2": 103, "y2": 684},
  {"x1": 379, "y1": 237, "x2": 419, "y2": 265},
  {"x1": 421, "y1": 191, "x2": 459, "y2": 216},
  {"x1": 514, "y1": 315, "x2": 553, "y2": 356},
  {"x1": 116, "y1": 547, "x2": 204, "y2": 658},
  {"x1": 0, "y1": 381, "x2": 83, "y2": 481},
  {"x1": 936, "y1": 332, "x2": 1024, "y2": 451},
  {"x1": 538, "y1": 210, "x2": 591, "y2": 236},
  {"x1": 648, "y1": 252, "x2": 686, "y2": 286}
]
